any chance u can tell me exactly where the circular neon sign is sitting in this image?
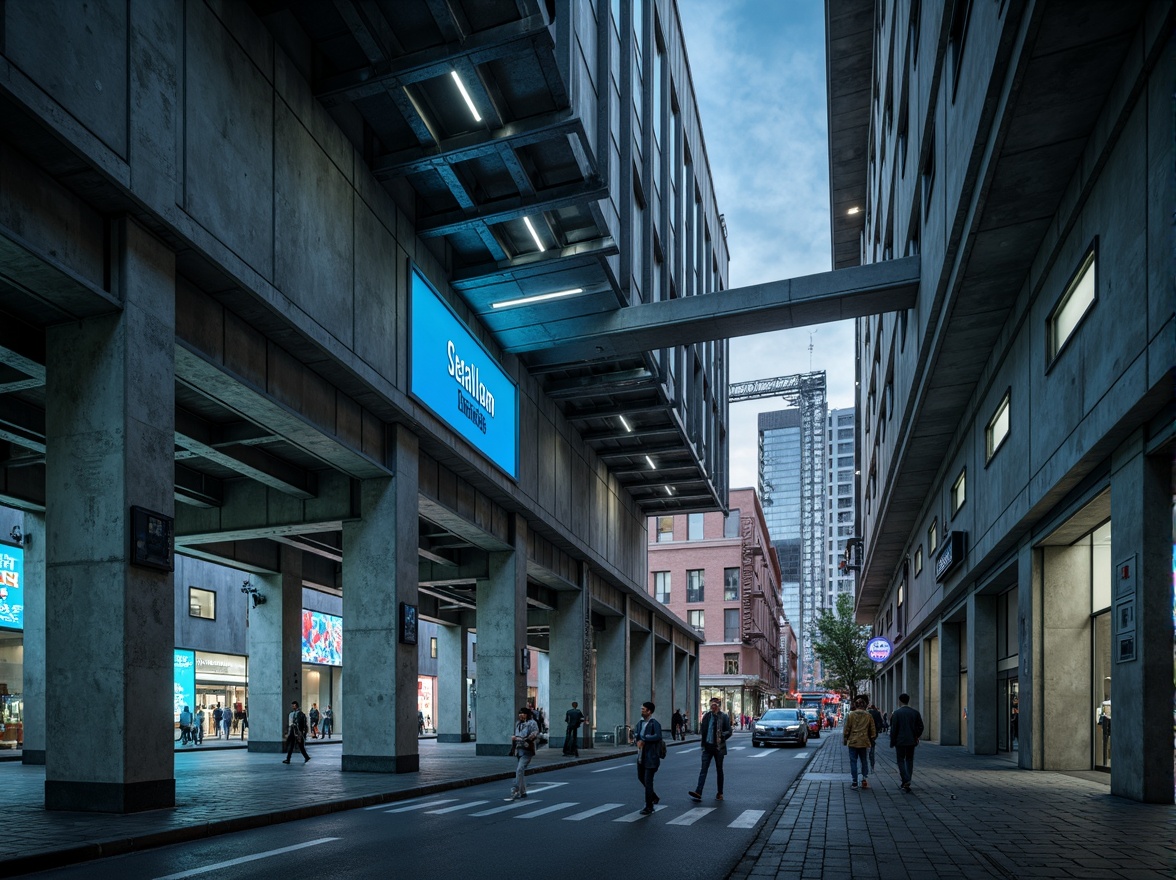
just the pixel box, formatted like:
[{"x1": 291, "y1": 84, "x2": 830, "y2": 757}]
[{"x1": 867, "y1": 637, "x2": 892, "y2": 663}]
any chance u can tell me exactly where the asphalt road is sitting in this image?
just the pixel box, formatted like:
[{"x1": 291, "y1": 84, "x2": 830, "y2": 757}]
[{"x1": 23, "y1": 732, "x2": 817, "y2": 880}]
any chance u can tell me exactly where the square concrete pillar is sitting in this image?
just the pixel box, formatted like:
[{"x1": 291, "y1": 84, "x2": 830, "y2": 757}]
[
  {"x1": 1019, "y1": 543, "x2": 1041, "y2": 769},
  {"x1": 44, "y1": 219, "x2": 176, "y2": 812},
  {"x1": 938, "y1": 621, "x2": 962, "y2": 745},
  {"x1": 547, "y1": 581, "x2": 589, "y2": 748},
  {"x1": 1109, "y1": 442, "x2": 1173, "y2": 802},
  {"x1": 1041, "y1": 542, "x2": 1091, "y2": 769},
  {"x1": 673, "y1": 649, "x2": 689, "y2": 730},
  {"x1": 593, "y1": 612, "x2": 627, "y2": 743},
  {"x1": 654, "y1": 640, "x2": 673, "y2": 709},
  {"x1": 966, "y1": 593, "x2": 999, "y2": 755},
  {"x1": 246, "y1": 545, "x2": 303, "y2": 752},
  {"x1": 436, "y1": 621, "x2": 471, "y2": 742},
  {"x1": 474, "y1": 515, "x2": 527, "y2": 755},
  {"x1": 341, "y1": 428, "x2": 420, "y2": 772},
  {"x1": 20, "y1": 513, "x2": 45, "y2": 765},
  {"x1": 629, "y1": 627, "x2": 653, "y2": 718}
]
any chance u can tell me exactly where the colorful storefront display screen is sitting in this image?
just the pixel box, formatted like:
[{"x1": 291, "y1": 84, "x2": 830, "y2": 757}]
[
  {"x1": 409, "y1": 264, "x2": 518, "y2": 479},
  {"x1": 174, "y1": 649, "x2": 195, "y2": 721},
  {"x1": 302, "y1": 610, "x2": 342, "y2": 666},
  {"x1": 0, "y1": 544, "x2": 23, "y2": 630}
]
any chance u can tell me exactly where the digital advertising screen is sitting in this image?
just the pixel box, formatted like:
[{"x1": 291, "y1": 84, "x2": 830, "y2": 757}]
[
  {"x1": 173, "y1": 649, "x2": 195, "y2": 721},
  {"x1": 0, "y1": 543, "x2": 24, "y2": 630},
  {"x1": 302, "y1": 610, "x2": 343, "y2": 666},
  {"x1": 409, "y1": 264, "x2": 518, "y2": 479}
]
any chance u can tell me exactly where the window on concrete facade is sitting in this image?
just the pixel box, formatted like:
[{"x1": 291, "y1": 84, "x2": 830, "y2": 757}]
[
  {"x1": 686, "y1": 569, "x2": 704, "y2": 602},
  {"x1": 914, "y1": 546, "x2": 923, "y2": 576},
  {"x1": 723, "y1": 653, "x2": 739, "y2": 674},
  {"x1": 430, "y1": 637, "x2": 437, "y2": 658},
  {"x1": 688, "y1": 609, "x2": 705, "y2": 634},
  {"x1": 1048, "y1": 247, "x2": 1096, "y2": 364},
  {"x1": 724, "y1": 610, "x2": 739, "y2": 641},
  {"x1": 724, "y1": 567, "x2": 739, "y2": 601},
  {"x1": 687, "y1": 513, "x2": 704, "y2": 540},
  {"x1": 189, "y1": 587, "x2": 215, "y2": 620},
  {"x1": 928, "y1": 519, "x2": 938, "y2": 554},
  {"x1": 947, "y1": 0, "x2": 973, "y2": 102},
  {"x1": 985, "y1": 392, "x2": 1010, "y2": 462},
  {"x1": 654, "y1": 571, "x2": 671, "y2": 604},
  {"x1": 657, "y1": 516, "x2": 674, "y2": 542},
  {"x1": 724, "y1": 509, "x2": 740, "y2": 538},
  {"x1": 952, "y1": 468, "x2": 966, "y2": 515}
]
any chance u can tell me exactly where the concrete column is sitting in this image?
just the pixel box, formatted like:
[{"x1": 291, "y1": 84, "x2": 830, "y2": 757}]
[
  {"x1": 20, "y1": 513, "x2": 45, "y2": 765},
  {"x1": 436, "y1": 621, "x2": 470, "y2": 742},
  {"x1": 1041, "y1": 542, "x2": 1091, "y2": 769},
  {"x1": 246, "y1": 545, "x2": 303, "y2": 752},
  {"x1": 341, "y1": 427, "x2": 420, "y2": 772},
  {"x1": 1110, "y1": 442, "x2": 1172, "y2": 802},
  {"x1": 966, "y1": 593, "x2": 999, "y2": 755},
  {"x1": 474, "y1": 515, "x2": 527, "y2": 755},
  {"x1": 938, "y1": 621, "x2": 962, "y2": 745},
  {"x1": 1020, "y1": 542, "x2": 1042, "y2": 769},
  {"x1": 44, "y1": 218, "x2": 176, "y2": 812},
  {"x1": 630, "y1": 627, "x2": 653, "y2": 719},
  {"x1": 673, "y1": 648, "x2": 688, "y2": 729},
  {"x1": 547, "y1": 582, "x2": 588, "y2": 748},
  {"x1": 654, "y1": 640, "x2": 672, "y2": 710},
  {"x1": 593, "y1": 613, "x2": 627, "y2": 743}
]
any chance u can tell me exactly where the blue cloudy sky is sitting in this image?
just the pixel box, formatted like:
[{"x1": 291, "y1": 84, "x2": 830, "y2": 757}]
[{"x1": 677, "y1": 1, "x2": 854, "y2": 491}]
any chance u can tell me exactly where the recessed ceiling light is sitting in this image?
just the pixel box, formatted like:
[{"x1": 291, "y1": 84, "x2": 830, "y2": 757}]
[
  {"x1": 664, "y1": 486, "x2": 674, "y2": 496},
  {"x1": 490, "y1": 287, "x2": 583, "y2": 309},
  {"x1": 645, "y1": 455, "x2": 657, "y2": 470},
  {"x1": 450, "y1": 70, "x2": 481, "y2": 122},
  {"x1": 619, "y1": 415, "x2": 633, "y2": 433},
  {"x1": 847, "y1": 206, "x2": 861, "y2": 215},
  {"x1": 523, "y1": 216, "x2": 546, "y2": 252}
]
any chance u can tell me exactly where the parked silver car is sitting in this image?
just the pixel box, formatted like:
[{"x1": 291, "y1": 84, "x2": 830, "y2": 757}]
[{"x1": 752, "y1": 708, "x2": 809, "y2": 748}]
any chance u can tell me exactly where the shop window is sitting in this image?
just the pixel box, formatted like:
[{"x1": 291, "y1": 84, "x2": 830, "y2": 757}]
[
  {"x1": 654, "y1": 571, "x2": 671, "y2": 604},
  {"x1": 687, "y1": 513, "x2": 704, "y2": 540},
  {"x1": 686, "y1": 569, "x2": 704, "y2": 602},
  {"x1": 986, "y1": 392, "x2": 1010, "y2": 462},
  {"x1": 723, "y1": 567, "x2": 739, "y2": 601},
  {"x1": 687, "y1": 609, "x2": 705, "y2": 634},
  {"x1": 1048, "y1": 247, "x2": 1097, "y2": 364},
  {"x1": 656, "y1": 516, "x2": 674, "y2": 542},
  {"x1": 724, "y1": 653, "x2": 739, "y2": 674},
  {"x1": 723, "y1": 609, "x2": 739, "y2": 641},
  {"x1": 189, "y1": 587, "x2": 215, "y2": 620},
  {"x1": 952, "y1": 468, "x2": 966, "y2": 515}
]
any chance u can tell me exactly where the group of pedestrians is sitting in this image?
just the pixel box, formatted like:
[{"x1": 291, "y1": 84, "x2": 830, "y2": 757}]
[
  {"x1": 843, "y1": 692, "x2": 924, "y2": 791},
  {"x1": 177, "y1": 703, "x2": 251, "y2": 744}
]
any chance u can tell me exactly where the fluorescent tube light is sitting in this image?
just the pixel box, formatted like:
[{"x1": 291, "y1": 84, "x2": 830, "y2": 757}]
[
  {"x1": 645, "y1": 455, "x2": 656, "y2": 470},
  {"x1": 450, "y1": 70, "x2": 481, "y2": 122},
  {"x1": 664, "y1": 486, "x2": 674, "y2": 496},
  {"x1": 490, "y1": 288, "x2": 583, "y2": 309},
  {"x1": 523, "y1": 216, "x2": 546, "y2": 252},
  {"x1": 619, "y1": 415, "x2": 633, "y2": 433}
]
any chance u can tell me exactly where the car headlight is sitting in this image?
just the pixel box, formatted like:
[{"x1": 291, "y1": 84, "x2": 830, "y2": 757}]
[
  {"x1": 754, "y1": 725, "x2": 766, "y2": 733},
  {"x1": 786, "y1": 725, "x2": 799, "y2": 732}
]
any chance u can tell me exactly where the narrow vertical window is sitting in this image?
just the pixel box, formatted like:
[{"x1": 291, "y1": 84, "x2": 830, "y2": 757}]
[
  {"x1": 1048, "y1": 248, "x2": 1096, "y2": 363},
  {"x1": 656, "y1": 516, "x2": 674, "y2": 542},
  {"x1": 654, "y1": 571, "x2": 671, "y2": 604},
  {"x1": 723, "y1": 567, "x2": 739, "y2": 601},
  {"x1": 952, "y1": 468, "x2": 966, "y2": 515},
  {"x1": 985, "y1": 392, "x2": 1011, "y2": 462},
  {"x1": 928, "y1": 519, "x2": 938, "y2": 554},
  {"x1": 687, "y1": 512, "x2": 704, "y2": 540}
]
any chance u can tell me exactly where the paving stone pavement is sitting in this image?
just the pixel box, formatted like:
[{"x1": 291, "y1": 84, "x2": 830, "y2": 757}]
[
  {"x1": 729, "y1": 734, "x2": 1175, "y2": 880},
  {"x1": 1, "y1": 731, "x2": 1172, "y2": 878}
]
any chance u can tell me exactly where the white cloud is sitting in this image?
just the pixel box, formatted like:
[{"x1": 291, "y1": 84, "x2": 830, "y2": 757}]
[{"x1": 679, "y1": 0, "x2": 855, "y2": 492}]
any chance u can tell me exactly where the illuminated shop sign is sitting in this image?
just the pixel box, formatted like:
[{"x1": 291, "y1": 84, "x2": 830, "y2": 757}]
[
  {"x1": 409, "y1": 265, "x2": 518, "y2": 478},
  {"x1": 174, "y1": 649, "x2": 195, "y2": 721},
  {"x1": 302, "y1": 610, "x2": 342, "y2": 666},
  {"x1": 935, "y1": 531, "x2": 967, "y2": 582},
  {"x1": 866, "y1": 637, "x2": 892, "y2": 663},
  {"x1": 0, "y1": 544, "x2": 22, "y2": 630}
]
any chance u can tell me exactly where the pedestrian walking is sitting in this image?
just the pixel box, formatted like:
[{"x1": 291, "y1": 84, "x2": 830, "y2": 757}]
[
  {"x1": 212, "y1": 704, "x2": 223, "y2": 739},
  {"x1": 505, "y1": 707, "x2": 539, "y2": 800},
  {"x1": 671, "y1": 708, "x2": 685, "y2": 741},
  {"x1": 194, "y1": 707, "x2": 205, "y2": 745},
  {"x1": 889, "y1": 693, "x2": 924, "y2": 791},
  {"x1": 843, "y1": 695, "x2": 876, "y2": 790},
  {"x1": 631, "y1": 701, "x2": 663, "y2": 814},
  {"x1": 562, "y1": 701, "x2": 586, "y2": 757},
  {"x1": 321, "y1": 705, "x2": 333, "y2": 739},
  {"x1": 867, "y1": 702, "x2": 884, "y2": 769},
  {"x1": 689, "y1": 697, "x2": 732, "y2": 801},
  {"x1": 239, "y1": 705, "x2": 248, "y2": 740},
  {"x1": 309, "y1": 703, "x2": 320, "y2": 739},
  {"x1": 178, "y1": 705, "x2": 193, "y2": 745},
  {"x1": 417, "y1": 710, "x2": 425, "y2": 736},
  {"x1": 282, "y1": 700, "x2": 310, "y2": 763}
]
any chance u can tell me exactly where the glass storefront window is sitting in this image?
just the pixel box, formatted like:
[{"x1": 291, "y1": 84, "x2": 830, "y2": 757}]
[{"x1": 1093, "y1": 610, "x2": 1112, "y2": 769}]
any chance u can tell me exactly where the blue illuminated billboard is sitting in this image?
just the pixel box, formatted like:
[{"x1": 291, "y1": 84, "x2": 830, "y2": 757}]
[
  {"x1": 409, "y1": 265, "x2": 518, "y2": 478},
  {"x1": 174, "y1": 649, "x2": 195, "y2": 721},
  {"x1": 0, "y1": 544, "x2": 23, "y2": 631},
  {"x1": 302, "y1": 610, "x2": 343, "y2": 666}
]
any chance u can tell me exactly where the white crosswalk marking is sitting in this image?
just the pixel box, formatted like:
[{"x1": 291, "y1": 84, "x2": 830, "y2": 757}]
[
  {"x1": 563, "y1": 803, "x2": 626, "y2": 821},
  {"x1": 728, "y1": 810, "x2": 765, "y2": 829},
  {"x1": 794, "y1": 752, "x2": 810, "y2": 758},
  {"x1": 666, "y1": 807, "x2": 715, "y2": 825},
  {"x1": 749, "y1": 749, "x2": 775, "y2": 758},
  {"x1": 425, "y1": 800, "x2": 490, "y2": 814},
  {"x1": 591, "y1": 764, "x2": 627, "y2": 772},
  {"x1": 384, "y1": 798, "x2": 458, "y2": 813},
  {"x1": 614, "y1": 805, "x2": 667, "y2": 822},
  {"x1": 729, "y1": 746, "x2": 746, "y2": 751},
  {"x1": 469, "y1": 799, "x2": 542, "y2": 816},
  {"x1": 515, "y1": 801, "x2": 579, "y2": 819}
]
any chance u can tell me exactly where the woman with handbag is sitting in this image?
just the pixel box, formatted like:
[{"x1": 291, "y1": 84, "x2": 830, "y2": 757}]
[{"x1": 505, "y1": 707, "x2": 539, "y2": 801}]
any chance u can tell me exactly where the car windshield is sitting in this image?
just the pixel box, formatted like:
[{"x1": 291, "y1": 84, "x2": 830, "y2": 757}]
[
  {"x1": 802, "y1": 709, "x2": 819, "y2": 719},
  {"x1": 760, "y1": 709, "x2": 799, "y2": 722}
]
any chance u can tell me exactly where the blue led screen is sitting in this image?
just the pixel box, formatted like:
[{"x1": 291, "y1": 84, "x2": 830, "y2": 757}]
[
  {"x1": 409, "y1": 266, "x2": 518, "y2": 478},
  {"x1": 0, "y1": 544, "x2": 23, "y2": 631},
  {"x1": 174, "y1": 649, "x2": 196, "y2": 722}
]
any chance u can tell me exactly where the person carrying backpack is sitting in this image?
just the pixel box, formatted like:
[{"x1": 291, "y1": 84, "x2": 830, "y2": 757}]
[{"x1": 282, "y1": 701, "x2": 310, "y2": 763}]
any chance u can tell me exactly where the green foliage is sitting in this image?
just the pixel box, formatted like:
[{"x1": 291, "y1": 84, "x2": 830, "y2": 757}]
[{"x1": 811, "y1": 593, "x2": 875, "y2": 703}]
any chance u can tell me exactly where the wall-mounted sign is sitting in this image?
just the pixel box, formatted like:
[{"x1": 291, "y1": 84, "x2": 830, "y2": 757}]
[
  {"x1": 866, "y1": 636, "x2": 892, "y2": 663},
  {"x1": 0, "y1": 543, "x2": 24, "y2": 631},
  {"x1": 409, "y1": 264, "x2": 518, "y2": 478},
  {"x1": 399, "y1": 602, "x2": 418, "y2": 645},
  {"x1": 131, "y1": 506, "x2": 174, "y2": 572},
  {"x1": 302, "y1": 610, "x2": 343, "y2": 666},
  {"x1": 934, "y1": 531, "x2": 966, "y2": 582},
  {"x1": 1114, "y1": 555, "x2": 1137, "y2": 663},
  {"x1": 173, "y1": 649, "x2": 195, "y2": 721}
]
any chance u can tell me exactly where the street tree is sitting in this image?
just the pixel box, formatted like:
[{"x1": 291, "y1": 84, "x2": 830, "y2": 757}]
[{"x1": 811, "y1": 593, "x2": 875, "y2": 703}]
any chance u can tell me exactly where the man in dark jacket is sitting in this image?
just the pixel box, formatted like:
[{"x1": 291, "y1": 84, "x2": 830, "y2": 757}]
[
  {"x1": 867, "y1": 703, "x2": 885, "y2": 769},
  {"x1": 689, "y1": 697, "x2": 733, "y2": 801},
  {"x1": 282, "y1": 700, "x2": 310, "y2": 763},
  {"x1": 631, "y1": 701, "x2": 663, "y2": 814},
  {"x1": 889, "y1": 693, "x2": 924, "y2": 791},
  {"x1": 563, "y1": 701, "x2": 587, "y2": 757}
]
